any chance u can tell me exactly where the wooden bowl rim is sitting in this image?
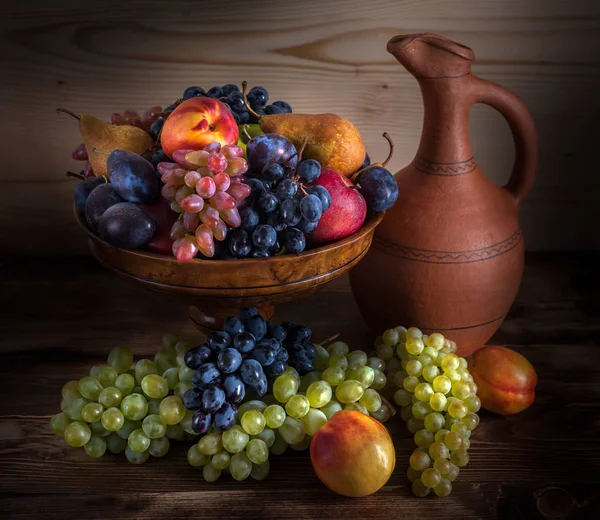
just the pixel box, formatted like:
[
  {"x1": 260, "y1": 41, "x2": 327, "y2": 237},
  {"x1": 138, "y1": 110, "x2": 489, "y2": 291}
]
[{"x1": 74, "y1": 205, "x2": 384, "y2": 268}]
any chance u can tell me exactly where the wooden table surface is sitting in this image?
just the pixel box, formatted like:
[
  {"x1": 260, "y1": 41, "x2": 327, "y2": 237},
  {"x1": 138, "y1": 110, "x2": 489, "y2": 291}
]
[{"x1": 1, "y1": 253, "x2": 599, "y2": 519}]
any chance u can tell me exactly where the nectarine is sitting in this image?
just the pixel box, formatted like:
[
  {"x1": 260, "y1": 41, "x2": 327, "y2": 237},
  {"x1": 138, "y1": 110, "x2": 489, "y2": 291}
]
[{"x1": 310, "y1": 410, "x2": 395, "y2": 497}]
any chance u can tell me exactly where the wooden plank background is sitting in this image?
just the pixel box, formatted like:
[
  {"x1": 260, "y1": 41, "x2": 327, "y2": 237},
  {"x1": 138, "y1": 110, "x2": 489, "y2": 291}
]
[{"x1": 1, "y1": 0, "x2": 599, "y2": 256}]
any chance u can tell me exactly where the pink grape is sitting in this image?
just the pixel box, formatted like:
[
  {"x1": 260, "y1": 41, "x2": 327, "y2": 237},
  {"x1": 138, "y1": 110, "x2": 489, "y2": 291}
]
[
  {"x1": 220, "y1": 207, "x2": 241, "y2": 228},
  {"x1": 221, "y1": 145, "x2": 244, "y2": 159},
  {"x1": 228, "y1": 182, "x2": 251, "y2": 201},
  {"x1": 210, "y1": 192, "x2": 236, "y2": 210},
  {"x1": 184, "y1": 171, "x2": 202, "y2": 188},
  {"x1": 161, "y1": 184, "x2": 177, "y2": 202},
  {"x1": 196, "y1": 177, "x2": 216, "y2": 199},
  {"x1": 208, "y1": 153, "x2": 227, "y2": 173},
  {"x1": 196, "y1": 167, "x2": 211, "y2": 177},
  {"x1": 175, "y1": 185, "x2": 194, "y2": 203},
  {"x1": 213, "y1": 173, "x2": 231, "y2": 192},
  {"x1": 157, "y1": 162, "x2": 180, "y2": 175},
  {"x1": 169, "y1": 220, "x2": 186, "y2": 240},
  {"x1": 180, "y1": 194, "x2": 205, "y2": 213},
  {"x1": 170, "y1": 201, "x2": 182, "y2": 212},
  {"x1": 172, "y1": 150, "x2": 198, "y2": 170},
  {"x1": 224, "y1": 157, "x2": 248, "y2": 176},
  {"x1": 229, "y1": 175, "x2": 244, "y2": 183},
  {"x1": 204, "y1": 142, "x2": 221, "y2": 153},
  {"x1": 213, "y1": 219, "x2": 227, "y2": 241},
  {"x1": 161, "y1": 169, "x2": 186, "y2": 186},
  {"x1": 195, "y1": 224, "x2": 214, "y2": 250},
  {"x1": 172, "y1": 237, "x2": 183, "y2": 257},
  {"x1": 183, "y1": 212, "x2": 200, "y2": 232},
  {"x1": 199, "y1": 206, "x2": 220, "y2": 229},
  {"x1": 175, "y1": 235, "x2": 199, "y2": 262},
  {"x1": 185, "y1": 150, "x2": 210, "y2": 168}
]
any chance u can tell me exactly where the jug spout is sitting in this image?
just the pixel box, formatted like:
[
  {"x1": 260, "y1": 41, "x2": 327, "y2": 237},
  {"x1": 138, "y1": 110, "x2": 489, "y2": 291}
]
[{"x1": 387, "y1": 33, "x2": 474, "y2": 79}]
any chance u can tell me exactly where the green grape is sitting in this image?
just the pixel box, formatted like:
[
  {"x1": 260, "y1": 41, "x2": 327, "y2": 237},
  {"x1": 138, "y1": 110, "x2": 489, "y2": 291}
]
[
  {"x1": 320, "y1": 400, "x2": 343, "y2": 420},
  {"x1": 81, "y1": 402, "x2": 104, "y2": 423},
  {"x1": 78, "y1": 377, "x2": 103, "y2": 401},
  {"x1": 187, "y1": 444, "x2": 210, "y2": 466},
  {"x1": 382, "y1": 328, "x2": 400, "y2": 346},
  {"x1": 174, "y1": 339, "x2": 192, "y2": 354},
  {"x1": 115, "y1": 374, "x2": 135, "y2": 396},
  {"x1": 252, "y1": 427, "x2": 275, "y2": 448},
  {"x1": 421, "y1": 467, "x2": 441, "y2": 488},
  {"x1": 461, "y1": 412, "x2": 479, "y2": 430},
  {"x1": 346, "y1": 350, "x2": 368, "y2": 368},
  {"x1": 290, "y1": 435, "x2": 311, "y2": 451},
  {"x1": 165, "y1": 423, "x2": 186, "y2": 441},
  {"x1": 98, "y1": 387, "x2": 122, "y2": 408},
  {"x1": 434, "y1": 429, "x2": 449, "y2": 443},
  {"x1": 425, "y1": 332, "x2": 444, "y2": 350},
  {"x1": 64, "y1": 421, "x2": 91, "y2": 447},
  {"x1": 446, "y1": 463, "x2": 460, "y2": 482},
  {"x1": 407, "y1": 417, "x2": 424, "y2": 433},
  {"x1": 106, "y1": 433, "x2": 127, "y2": 454},
  {"x1": 432, "y1": 375, "x2": 451, "y2": 394},
  {"x1": 464, "y1": 394, "x2": 481, "y2": 413},
  {"x1": 174, "y1": 381, "x2": 193, "y2": 398},
  {"x1": 270, "y1": 432, "x2": 288, "y2": 456},
  {"x1": 376, "y1": 343, "x2": 394, "y2": 361},
  {"x1": 125, "y1": 445, "x2": 149, "y2": 464},
  {"x1": 60, "y1": 397, "x2": 70, "y2": 412},
  {"x1": 400, "y1": 404, "x2": 413, "y2": 422},
  {"x1": 428, "y1": 441, "x2": 449, "y2": 460},
  {"x1": 359, "y1": 388, "x2": 382, "y2": 412},
  {"x1": 96, "y1": 367, "x2": 118, "y2": 388},
  {"x1": 386, "y1": 357, "x2": 403, "y2": 374},
  {"x1": 300, "y1": 408, "x2": 327, "y2": 435},
  {"x1": 411, "y1": 393, "x2": 420, "y2": 405},
  {"x1": 108, "y1": 346, "x2": 133, "y2": 374},
  {"x1": 246, "y1": 438, "x2": 269, "y2": 464},
  {"x1": 444, "y1": 415, "x2": 459, "y2": 430},
  {"x1": 161, "y1": 332, "x2": 178, "y2": 349},
  {"x1": 327, "y1": 341, "x2": 349, "y2": 356},
  {"x1": 403, "y1": 375, "x2": 419, "y2": 392},
  {"x1": 251, "y1": 460, "x2": 270, "y2": 481},
  {"x1": 462, "y1": 437, "x2": 471, "y2": 450},
  {"x1": 448, "y1": 400, "x2": 468, "y2": 419},
  {"x1": 352, "y1": 366, "x2": 375, "y2": 388},
  {"x1": 306, "y1": 381, "x2": 332, "y2": 408},
  {"x1": 418, "y1": 354, "x2": 434, "y2": 367},
  {"x1": 451, "y1": 421, "x2": 469, "y2": 437},
  {"x1": 154, "y1": 348, "x2": 177, "y2": 373},
  {"x1": 299, "y1": 371, "x2": 322, "y2": 393},
  {"x1": 178, "y1": 365, "x2": 195, "y2": 384},
  {"x1": 422, "y1": 348, "x2": 438, "y2": 363},
  {"x1": 181, "y1": 410, "x2": 196, "y2": 435},
  {"x1": 230, "y1": 452, "x2": 252, "y2": 481},
  {"x1": 285, "y1": 395, "x2": 310, "y2": 419},
  {"x1": 197, "y1": 432, "x2": 223, "y2": 455},
  {"x1": 50, "y1": 412, "x2": 71, "y2": 436},
  {"x1": 148, "y1": 436, "x2": 169, "y2": 457},
  {"x1": 445, "y1": 370, "x2": 461, "y2": 382},
  {"x1": 433, "y1": 457, "x2": 452, "y2": 475},
  {"x1": 366, "y1": 357, "x2": 385, "y2": 372},
  {"x1": 134, "y1": 359, "x2": 159, "y2": 384},
  {"x1": 414, "y1": 429, "x2": 434, "y2": 448},
  {"x1": 434, "y1": 479, "x2": 452, "y2": 497},
  {"x1": 211, "y1": 451, "x2": 231, "y2": 470},
  {"x1": 284, "y1": 366, "x2": 301, "y2": 383},
  {"x1": 429, "y1": 392, "x2": 447, "y2": 412},
  {"x1": 279, "y1": 417, "x2": 305, "y2": 445},
  {"x1": 222, "y1": 425, "x2": 249, "y2": 453},
  {"x1": 101, "y1": 407, "x2": 124, "y2": 432},
  {"x1": 409, "y1": 448, "x2": 431, "y2": 471},
  {"x1": 120, "y1": 393, "x2": 148, "y2": 421},
  {"x1": 62, "y1": 380, "x2": 81, "y2": 401},
  {"x1": 328, "y1": 354, "x2": 348, "y2": 371},
  {"x1": 469, "y1": 381, "x2": 478, "y2": 396},
  {"x1": 264, "y1": 405, "x2": 286, "y2": 429},
  {"x1": 116, "y1": 418, "x2": 141, "y2": 439},
  {"x1": 240, "y1": 410, "x2": 266, "y2": 435},
  {"x1": 159, "y1": 395, "x2": 185, "y2": 425},
  {"x1": 406, "y1": 337, "x2": 424, "y2": 356},
  {"x1": 370, "y1": 403, "x2": 392, "y2": 422},
  {"x1": 128, "y1": 428, "x2": 151, "y2": 452},
  {"x1": 371, "y1": 370, "x2": 387, "y2": 390},
  {"x1": 444, "y1": 431, "x2": 463, "y2": 451},
  {"x1": 141, "y1": 414, "x2": 166, "y2": 439},
  {"x1": 90, "y1": 366, "x2": 104, "y2": 379},
  {"x1": 407, "y1": 466, "x2": 422, "y2": 483},
  {"x1": 141, "y1": 374, "x2": 169, "y2": 399},
  {"x1": 320, "y1": 367, "x2": 343, "y2": 387},
  {"x1": 344, "y1": 402, "x2": 369, "y2": 415},
  {"x1": 412, "y1": 478, "x2": 431, "y2": 497},
  {"x1": 84, "y1": 436, "x2": 107, "y2": 458},
  {"x1": 414, "y1": 382, "x2": 434, "y2": 402},
  {"x1": 237, "y1": 400, "x2": 267, "y2": 416},
  {"x1": 273, "y1": 374, "x2": 299, "y2": 403},
  {"x1": 90, "y1": 421, "x2": 111, "y2": 437},
  {"x1": 202, "y1": 464, "x2": 221, "y2": 482},
  {"x1": 412, "y1": 401, "x2": 430, "y2": 420},
  {"x1": 450, "y1": 449, "x2": 470, "y2": 467},
  {"x1": 424, "y1": 412, "x2": 444, "y2": 432},
  {"x1": 394, "y1": 389, "x2": 412, "y2": 407},
  {"x1": 335, "y1": 380, "x2": 364, "y2": 404},
  {"x1": 146, "y1": 399, "x2": 161, "y2": 415},
  {"x1": 405, "y1": 360, "x2": 423, "y2": 377},
  {"x1": 162, "y1": 367, "x2": 179, "y2": 391},
  {"x1": 406, "y1": 327, "x2": 423, "y2": 339},
  {"x1": 441, "y1": 353, "x2": 460, "y2": 372},
  {"x1": 313, "y1": 344, "x2": 330, "y2": 371}
]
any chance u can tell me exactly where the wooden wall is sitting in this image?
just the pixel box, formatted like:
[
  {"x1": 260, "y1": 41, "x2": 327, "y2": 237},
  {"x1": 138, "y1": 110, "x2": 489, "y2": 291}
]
[{"x1": 1, "y1": 0, "x2": 598, "y2": 256}]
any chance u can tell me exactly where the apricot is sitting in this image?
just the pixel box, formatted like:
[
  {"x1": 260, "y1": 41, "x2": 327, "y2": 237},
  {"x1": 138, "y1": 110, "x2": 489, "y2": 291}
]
[
  {"x1": 468, "y1": 346, "x2": 537, "y2": 415},
  {"x1": 310, "y1": 410, "x2": 395, "y2": 497}
]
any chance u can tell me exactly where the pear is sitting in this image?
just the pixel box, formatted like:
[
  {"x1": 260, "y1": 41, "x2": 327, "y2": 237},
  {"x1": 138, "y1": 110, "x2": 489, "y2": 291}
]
[{"x1": 58, "y1": 108, "x2": 153, "y2": 176}]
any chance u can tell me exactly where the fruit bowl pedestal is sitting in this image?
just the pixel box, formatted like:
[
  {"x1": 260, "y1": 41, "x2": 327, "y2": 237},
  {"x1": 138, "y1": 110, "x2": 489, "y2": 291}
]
[{"x1": 75, "y1": 207, "x2": 383, "y2": 333}]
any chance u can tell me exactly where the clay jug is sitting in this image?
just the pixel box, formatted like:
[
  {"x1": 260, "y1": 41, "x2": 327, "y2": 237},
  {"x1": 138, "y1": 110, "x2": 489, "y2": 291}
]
[{"x1": 349, "y1": 33, "x2": 538, "y2": 356}]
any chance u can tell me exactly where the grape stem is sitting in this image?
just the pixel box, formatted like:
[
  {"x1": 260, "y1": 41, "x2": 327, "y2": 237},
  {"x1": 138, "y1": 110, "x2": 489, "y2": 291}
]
[
  {"x1": 315, "y1": 333, "x2": 340, "y2": 347},
  {"x1": 92, "y1": 147, "x2": 110, "y2": 155},
  {"x1": 56, "y1": 108, "x2": 81, "y2": 120},
  {"x1": 349, "y1": 132, "x2": 395, "y2": 183},
  {"x1": 241, "y1": 124, "x2": 252, "y2": 141},
  {"x1": 379, "y1": 394, "x2": 397, "y2": 417},
  {"x1": 65, "y1": 171, "x2": 85, "y2": 180},
  {"x1": 241, "y1": 81, "x2": 262, "y2": 119}
]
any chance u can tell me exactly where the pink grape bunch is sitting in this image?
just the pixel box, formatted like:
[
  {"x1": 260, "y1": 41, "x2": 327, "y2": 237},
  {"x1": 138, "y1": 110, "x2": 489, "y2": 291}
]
[{"x1": 158, "y1": 143, "x2": 251, "y2": 261}]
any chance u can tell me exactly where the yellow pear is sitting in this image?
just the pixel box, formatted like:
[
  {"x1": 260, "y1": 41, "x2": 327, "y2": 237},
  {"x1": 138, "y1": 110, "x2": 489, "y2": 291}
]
[
  {"x1": 258, "y1": 113, "x2": 366, "y2": 176},
  {"x1": 58, "y1": 108, "x2": 153, "y2": 176}
]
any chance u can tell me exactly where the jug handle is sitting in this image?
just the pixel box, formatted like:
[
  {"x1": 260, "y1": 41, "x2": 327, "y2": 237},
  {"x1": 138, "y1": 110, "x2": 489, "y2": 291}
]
[{"x1": 471, "y1": 77, "x2": 538, "y2": 208}]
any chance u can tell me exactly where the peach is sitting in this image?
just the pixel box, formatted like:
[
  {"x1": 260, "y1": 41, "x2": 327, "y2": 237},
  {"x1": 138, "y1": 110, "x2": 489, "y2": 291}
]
[
  {"x1": 161, "y1": 97, "x2": 239, "y2": 158},
  {"x1": 310, "y1": 410, "x2": 395, "y2": 497},
  {"x1": 468, "y1": 346, "x2": 537, "y2": 415}
]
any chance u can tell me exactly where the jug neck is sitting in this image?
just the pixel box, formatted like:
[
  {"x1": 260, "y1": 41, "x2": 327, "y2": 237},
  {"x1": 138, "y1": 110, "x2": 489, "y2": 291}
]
[{"x1": 414, "y1": 76, "x2": 475, "y2": 170}]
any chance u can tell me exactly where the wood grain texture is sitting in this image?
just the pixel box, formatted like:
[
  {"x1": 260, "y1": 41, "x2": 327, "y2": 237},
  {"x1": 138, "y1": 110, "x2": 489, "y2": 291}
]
[
  {"x1": 0, "y1": 253, "x2": 599, "y2": 519},
  {"x1": 0, "y1": 0, "x2": 599, "y2": 255}
]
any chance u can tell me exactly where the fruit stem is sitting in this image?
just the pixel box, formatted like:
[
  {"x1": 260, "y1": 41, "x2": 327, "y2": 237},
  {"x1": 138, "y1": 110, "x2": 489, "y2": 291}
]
[
  {"x1": 66, "y1": 171, "x2": 85, "y2": 180},
  {"x1": 316, "y1": 333, "x2": 340, "y2": 347},
  {"x1": 380, "y1": 394, "x2": 397, "y2": 417},
  {"x1": 242, "y1": 124, "x2": 252, "y2": 141},
  {"x1": 241, "y1": 81, "x2": 262, "y2": 119},
  {"x1": 92, "y1": 147, "x2": 110, "y2": 155},
  {"x1": 56, "y1": 108, "x2": 81, "y2": 120},
  {"x1": 381, "y1": 132, "x2": 394, "y2": 168}
]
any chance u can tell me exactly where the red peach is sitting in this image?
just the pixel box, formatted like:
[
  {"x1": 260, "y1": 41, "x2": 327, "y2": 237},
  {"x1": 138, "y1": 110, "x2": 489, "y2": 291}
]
[{"x1": 310, "y1": 410, "x2": 395, "y2": 497}]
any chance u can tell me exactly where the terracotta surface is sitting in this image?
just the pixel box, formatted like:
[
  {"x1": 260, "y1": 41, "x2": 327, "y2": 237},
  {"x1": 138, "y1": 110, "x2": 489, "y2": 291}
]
[
  {"x1": 75, "y1": 206, "x2": 383, "y2": 333},
  {"x1": 350, "y1": 33, "x2": 538, "y2": 356}
]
